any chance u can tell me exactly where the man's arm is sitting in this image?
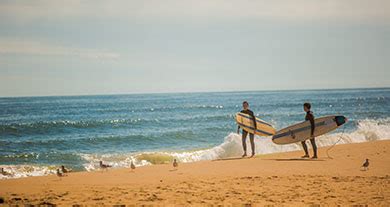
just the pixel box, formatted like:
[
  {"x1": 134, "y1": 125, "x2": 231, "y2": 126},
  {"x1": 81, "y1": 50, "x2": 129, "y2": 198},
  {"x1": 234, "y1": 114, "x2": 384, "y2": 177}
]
[{"x1": 309, "y1": 114, "x2": 315, "y2": 136}]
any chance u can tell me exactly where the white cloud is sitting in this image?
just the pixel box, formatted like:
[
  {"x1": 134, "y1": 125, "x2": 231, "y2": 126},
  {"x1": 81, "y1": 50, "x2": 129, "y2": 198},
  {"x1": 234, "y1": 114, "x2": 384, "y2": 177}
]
[
  {"x1": 0, "y1": 0, "x2": 389, "y2": 24},
  {"x1": 0, "y1": 39, "x2": 120, "y2": 59}
]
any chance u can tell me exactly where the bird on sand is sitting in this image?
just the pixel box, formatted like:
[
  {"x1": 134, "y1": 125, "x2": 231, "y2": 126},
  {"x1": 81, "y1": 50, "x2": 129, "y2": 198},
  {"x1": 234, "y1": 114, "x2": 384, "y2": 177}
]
[
  {"x1": 56, "y1": 169, "x2": 64, "y2": 177},
  {"x1": 99, "y1": 161, "x2": 112, "y2": 171},
  {"x1": 130, "y1": 161, "x2": 136, "y2": 171},
  {"x1": 61, "y1": 165, "x2": 72, "y2": 173},
  {"x1": 361, "y1": 158, "x2": 370, "y2": 171},
  {"x1": 0, "y1": 168, "x2": 11, "y2": 176},
  {"x1": 173, "y1": 159, "x2": 178, "y2": 169}
]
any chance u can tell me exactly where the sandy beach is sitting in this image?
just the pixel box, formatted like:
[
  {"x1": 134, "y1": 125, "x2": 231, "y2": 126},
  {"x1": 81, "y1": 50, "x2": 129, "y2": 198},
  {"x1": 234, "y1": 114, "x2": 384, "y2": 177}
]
[{"x1": 1, "y1": 140, "x2": 389, "y2": 206}]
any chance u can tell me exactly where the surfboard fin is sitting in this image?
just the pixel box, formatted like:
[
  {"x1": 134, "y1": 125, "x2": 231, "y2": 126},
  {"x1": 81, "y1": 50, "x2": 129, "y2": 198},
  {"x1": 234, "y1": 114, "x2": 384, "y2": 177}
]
[{"x1": 335, "y1": 116, "x2": 347, "y2": 126}]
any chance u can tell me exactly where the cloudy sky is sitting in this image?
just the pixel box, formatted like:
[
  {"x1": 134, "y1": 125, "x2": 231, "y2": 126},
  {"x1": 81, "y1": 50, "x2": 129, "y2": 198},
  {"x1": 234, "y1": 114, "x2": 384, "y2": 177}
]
[{"x1": 0, "y1": 0, "x2": 389, "y2": 97}]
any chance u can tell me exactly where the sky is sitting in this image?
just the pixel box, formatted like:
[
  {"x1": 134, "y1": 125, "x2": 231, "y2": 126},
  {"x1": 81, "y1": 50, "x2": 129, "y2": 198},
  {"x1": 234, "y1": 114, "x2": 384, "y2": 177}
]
[{"x1": 0, "y1": 0, "x2": 389, "y2": 97}]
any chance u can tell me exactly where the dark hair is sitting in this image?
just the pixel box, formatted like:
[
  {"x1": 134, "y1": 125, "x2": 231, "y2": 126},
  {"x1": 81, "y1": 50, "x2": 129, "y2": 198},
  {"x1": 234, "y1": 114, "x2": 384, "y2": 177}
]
[
  {"x1": 303, "y1": 102, "x2": 311, "y2": 109},
  {"x1": 243, "y1": 101, "x2": 249, "y2": 105}
]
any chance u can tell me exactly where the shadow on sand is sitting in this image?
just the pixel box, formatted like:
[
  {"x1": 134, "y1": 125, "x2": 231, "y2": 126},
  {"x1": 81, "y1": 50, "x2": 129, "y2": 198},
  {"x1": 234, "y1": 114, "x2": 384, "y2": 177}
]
[
  {"x1": 213, "y1": 157, "x2": 326, "y2": 162},
  {"x1": 266, "y1": 158, "x2": 325, "y2": 162},
  {"x1": 212, "y1": 157, "x2": 249, "y2": 161}
]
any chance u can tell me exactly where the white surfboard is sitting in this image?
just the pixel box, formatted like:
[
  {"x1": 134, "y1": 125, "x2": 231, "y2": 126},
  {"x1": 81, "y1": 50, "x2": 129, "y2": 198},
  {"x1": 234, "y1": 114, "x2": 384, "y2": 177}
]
[
  {"x1": 272, "y1": 115, "x2": 347, "y2": 145},
  {"x1": 235, "y1": 112, "x2": 276, "y2": 136}
]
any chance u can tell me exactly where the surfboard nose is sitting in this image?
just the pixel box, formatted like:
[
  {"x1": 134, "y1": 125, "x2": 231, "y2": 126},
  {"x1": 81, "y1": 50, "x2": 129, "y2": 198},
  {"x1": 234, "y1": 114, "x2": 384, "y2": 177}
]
[{"x1": 335, "y1": 116, "x2": 347, "y2": 126}]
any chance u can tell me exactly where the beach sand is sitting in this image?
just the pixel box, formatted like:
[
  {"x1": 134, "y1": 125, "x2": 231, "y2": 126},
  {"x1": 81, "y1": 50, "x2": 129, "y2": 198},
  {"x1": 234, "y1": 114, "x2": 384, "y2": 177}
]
[{"x1": 1, "y1": 140, "x2": 389, "y2": 206}]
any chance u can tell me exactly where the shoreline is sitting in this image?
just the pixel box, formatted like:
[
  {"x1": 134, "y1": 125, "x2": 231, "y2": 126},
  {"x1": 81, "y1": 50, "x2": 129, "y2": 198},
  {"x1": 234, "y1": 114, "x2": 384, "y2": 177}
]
[
  {"x1": 1, "y1": 140, "x2": 389, "y2": 205},
  {"x1": 2, "y1": 130, "x2": 378, "y2": 180}
]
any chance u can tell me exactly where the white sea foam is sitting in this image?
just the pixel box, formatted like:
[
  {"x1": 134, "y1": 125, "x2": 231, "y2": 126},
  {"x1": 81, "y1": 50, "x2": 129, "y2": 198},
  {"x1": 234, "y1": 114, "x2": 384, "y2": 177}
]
[
  {"x1": 81, "y1": 118, "x2": 390, "y2": 169},
  {"x1": 84, "y1": 119, "x2": 390, "y2": 170},
  {"x1": 0, "y1": 165, "x2": 57, "y2": 179},
  {"x1": 2, "y1": 118, "x2": 390, "y2": 179}
]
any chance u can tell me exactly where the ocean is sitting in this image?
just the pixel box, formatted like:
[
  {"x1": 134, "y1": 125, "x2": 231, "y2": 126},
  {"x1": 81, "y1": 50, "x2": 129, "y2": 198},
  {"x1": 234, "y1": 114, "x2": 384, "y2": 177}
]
[{"x1": 1, "y1": 88, "x2": 389, "y2": 179}]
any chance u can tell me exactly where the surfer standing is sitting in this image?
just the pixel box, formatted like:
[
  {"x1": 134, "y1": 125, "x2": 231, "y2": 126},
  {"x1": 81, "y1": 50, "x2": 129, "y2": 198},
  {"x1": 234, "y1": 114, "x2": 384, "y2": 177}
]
[
  {"x1": 301, "y1": 103, "x2": 318, "y2": 159},
  {"x1": 237, "y1": 101, "x2": 257, "y2": 157}
]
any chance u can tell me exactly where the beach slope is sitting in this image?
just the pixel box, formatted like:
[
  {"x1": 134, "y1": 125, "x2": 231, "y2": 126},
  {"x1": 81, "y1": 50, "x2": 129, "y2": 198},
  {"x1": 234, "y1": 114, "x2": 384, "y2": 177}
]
[{"x1": 1, "y1": 140, "x2": 389, "y2": 206}]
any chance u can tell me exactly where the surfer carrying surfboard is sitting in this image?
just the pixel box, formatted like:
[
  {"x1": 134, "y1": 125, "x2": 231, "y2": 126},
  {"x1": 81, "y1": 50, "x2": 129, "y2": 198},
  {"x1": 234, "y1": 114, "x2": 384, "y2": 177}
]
[
  {"x1": 237, "y1": 101, "x2": 257, "y2": 157},
  {"x1": 301, "y1": 103, "x2": 318, "y2": 159}
]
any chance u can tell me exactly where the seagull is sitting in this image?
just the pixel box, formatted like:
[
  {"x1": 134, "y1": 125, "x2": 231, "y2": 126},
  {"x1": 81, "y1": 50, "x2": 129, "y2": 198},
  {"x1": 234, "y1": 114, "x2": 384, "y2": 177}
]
[
  {"x1": 61, "y1": 165, "x2": 72, "y2": 173},
  {"x1": 99, "y1": 161, "x2": 111, "y2": 171},
  {"x1": 56, "y1": 169, "x2": 64, "y2": 177},
  {"x1": 0, "y1": 168, "x2": 11, "y2": 176},
  {"x1": 361, "y1": 159, "x2": 370, "y2": 171},
  {"x1": 173, "y1": 159, "x2": 178, "y2": 169},
  {"x1": 130, "y1": 161, "x2": 136, "y2": 171}
]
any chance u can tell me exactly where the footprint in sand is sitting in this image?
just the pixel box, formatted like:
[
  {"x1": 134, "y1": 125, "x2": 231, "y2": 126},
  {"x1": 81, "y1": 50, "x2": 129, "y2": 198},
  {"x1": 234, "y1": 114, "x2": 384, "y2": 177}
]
[{"x1": 92, "y1": 197, "x2": 104, "y2": 201}]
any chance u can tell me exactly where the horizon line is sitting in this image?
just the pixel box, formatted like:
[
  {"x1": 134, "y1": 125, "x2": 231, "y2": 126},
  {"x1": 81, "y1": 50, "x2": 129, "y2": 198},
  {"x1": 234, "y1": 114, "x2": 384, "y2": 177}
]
[{"x1": 1, "y1": 86, "x2": 389, "y2": 99}]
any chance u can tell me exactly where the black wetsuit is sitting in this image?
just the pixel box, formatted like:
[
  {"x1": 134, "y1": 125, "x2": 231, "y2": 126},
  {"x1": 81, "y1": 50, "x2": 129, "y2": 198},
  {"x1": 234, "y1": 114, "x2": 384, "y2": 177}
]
[
  {"x1": 237, "y1": 109, "x2": 257, "y2": 156},
  {"x1": 301, "y1": 111, "x2": 318, "y2": 157}
]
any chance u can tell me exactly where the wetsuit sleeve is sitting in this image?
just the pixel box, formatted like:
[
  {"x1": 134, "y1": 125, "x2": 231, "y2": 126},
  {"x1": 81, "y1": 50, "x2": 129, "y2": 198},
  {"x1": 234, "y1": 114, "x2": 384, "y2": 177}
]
[{"x1": 309, "y1": 114, "x2": 315, "y2": 136}]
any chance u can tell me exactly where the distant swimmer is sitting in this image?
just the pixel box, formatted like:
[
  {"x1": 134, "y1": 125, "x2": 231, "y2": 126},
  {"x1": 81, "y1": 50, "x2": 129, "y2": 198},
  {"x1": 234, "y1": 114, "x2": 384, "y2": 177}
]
[
  {"x1": 301, "y1": 103, "x2": 318, "y2": 159},
  {"x1": 237, "y1": 101, "x2": 257, "y2": 157},
  {"x1": 130, "y1": 161, "x2": 136, "y2": 171},
  {"x1": 61, "y1": 165, "x2": 72, "y2": 173},
  {"x1": 99, "y1": 161, "x2": 112, "y2": 170},
  {"x1": 361, "y1": 158, "x2": 370, "y2": 171}
]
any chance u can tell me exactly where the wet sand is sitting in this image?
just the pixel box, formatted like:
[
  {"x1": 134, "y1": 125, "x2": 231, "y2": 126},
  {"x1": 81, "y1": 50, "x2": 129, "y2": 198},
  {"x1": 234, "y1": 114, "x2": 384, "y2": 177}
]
[{"x1": 1, "y1": 140, "x2": 389, "y2": 206}]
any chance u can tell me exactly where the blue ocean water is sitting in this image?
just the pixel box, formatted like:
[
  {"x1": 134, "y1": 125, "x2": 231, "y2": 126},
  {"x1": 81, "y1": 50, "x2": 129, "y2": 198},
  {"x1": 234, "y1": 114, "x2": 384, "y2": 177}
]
[{"x1": 1, "y1": 88, "x2": 389, "y2": 178}]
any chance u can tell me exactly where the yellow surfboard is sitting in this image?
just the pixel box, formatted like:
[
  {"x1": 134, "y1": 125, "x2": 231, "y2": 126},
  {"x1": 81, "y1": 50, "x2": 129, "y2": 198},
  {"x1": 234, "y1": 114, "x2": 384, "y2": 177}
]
[{"x1": 235, "y1": 112, "x2": 276, "y2": 136}]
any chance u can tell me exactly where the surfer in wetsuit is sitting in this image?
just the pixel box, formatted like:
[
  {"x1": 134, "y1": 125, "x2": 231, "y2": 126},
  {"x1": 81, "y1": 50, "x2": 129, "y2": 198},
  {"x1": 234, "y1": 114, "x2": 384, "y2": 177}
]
[
  {"x1": 237, "y1": 101, "x2": 257, "y2": 157},
  {"x1": 301, "y1": 102, "x2": 318, "y2": 159}
]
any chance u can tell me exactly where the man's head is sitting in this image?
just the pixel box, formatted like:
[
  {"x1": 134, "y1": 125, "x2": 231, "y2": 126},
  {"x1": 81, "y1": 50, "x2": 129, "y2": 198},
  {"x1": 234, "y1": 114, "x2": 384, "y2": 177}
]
[
  {"x1": 303, "y1": 102, "x2": 311, "y2": 112},
  {"x1": 242, "y1": 101, "x2": 249, "y2": 110}
]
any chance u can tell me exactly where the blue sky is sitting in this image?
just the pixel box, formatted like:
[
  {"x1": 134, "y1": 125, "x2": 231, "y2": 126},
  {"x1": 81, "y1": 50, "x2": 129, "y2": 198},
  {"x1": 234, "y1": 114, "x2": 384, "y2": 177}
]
[{"x1": 0, "y1": 0, "x2": 389, "y2": 97}]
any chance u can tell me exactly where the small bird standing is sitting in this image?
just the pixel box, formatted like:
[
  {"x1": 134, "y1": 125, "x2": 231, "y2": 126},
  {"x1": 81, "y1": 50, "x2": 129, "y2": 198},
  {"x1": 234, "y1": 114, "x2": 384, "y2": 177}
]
[
  {"x1": 99, "y1": 161, "x2": 111, "y2": 171},
  {"x1": 130, "y1": 161, "x2": 136, "y2": 172},
  {"x1": 173, "y1": 159, "x2": 178, "y2": 169},
  {"x1": 56, "y1": 169, "x2": 64, "y2": 177},
  {"x1": 361, "y1": 158, "x2": 370, "y2": 171},
  {"x1": 0, "y1": 168, "x2": 11, "y2": 176},
  {"x1": 61, "y1": 165, "x2": 72, "y2": 173}
]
